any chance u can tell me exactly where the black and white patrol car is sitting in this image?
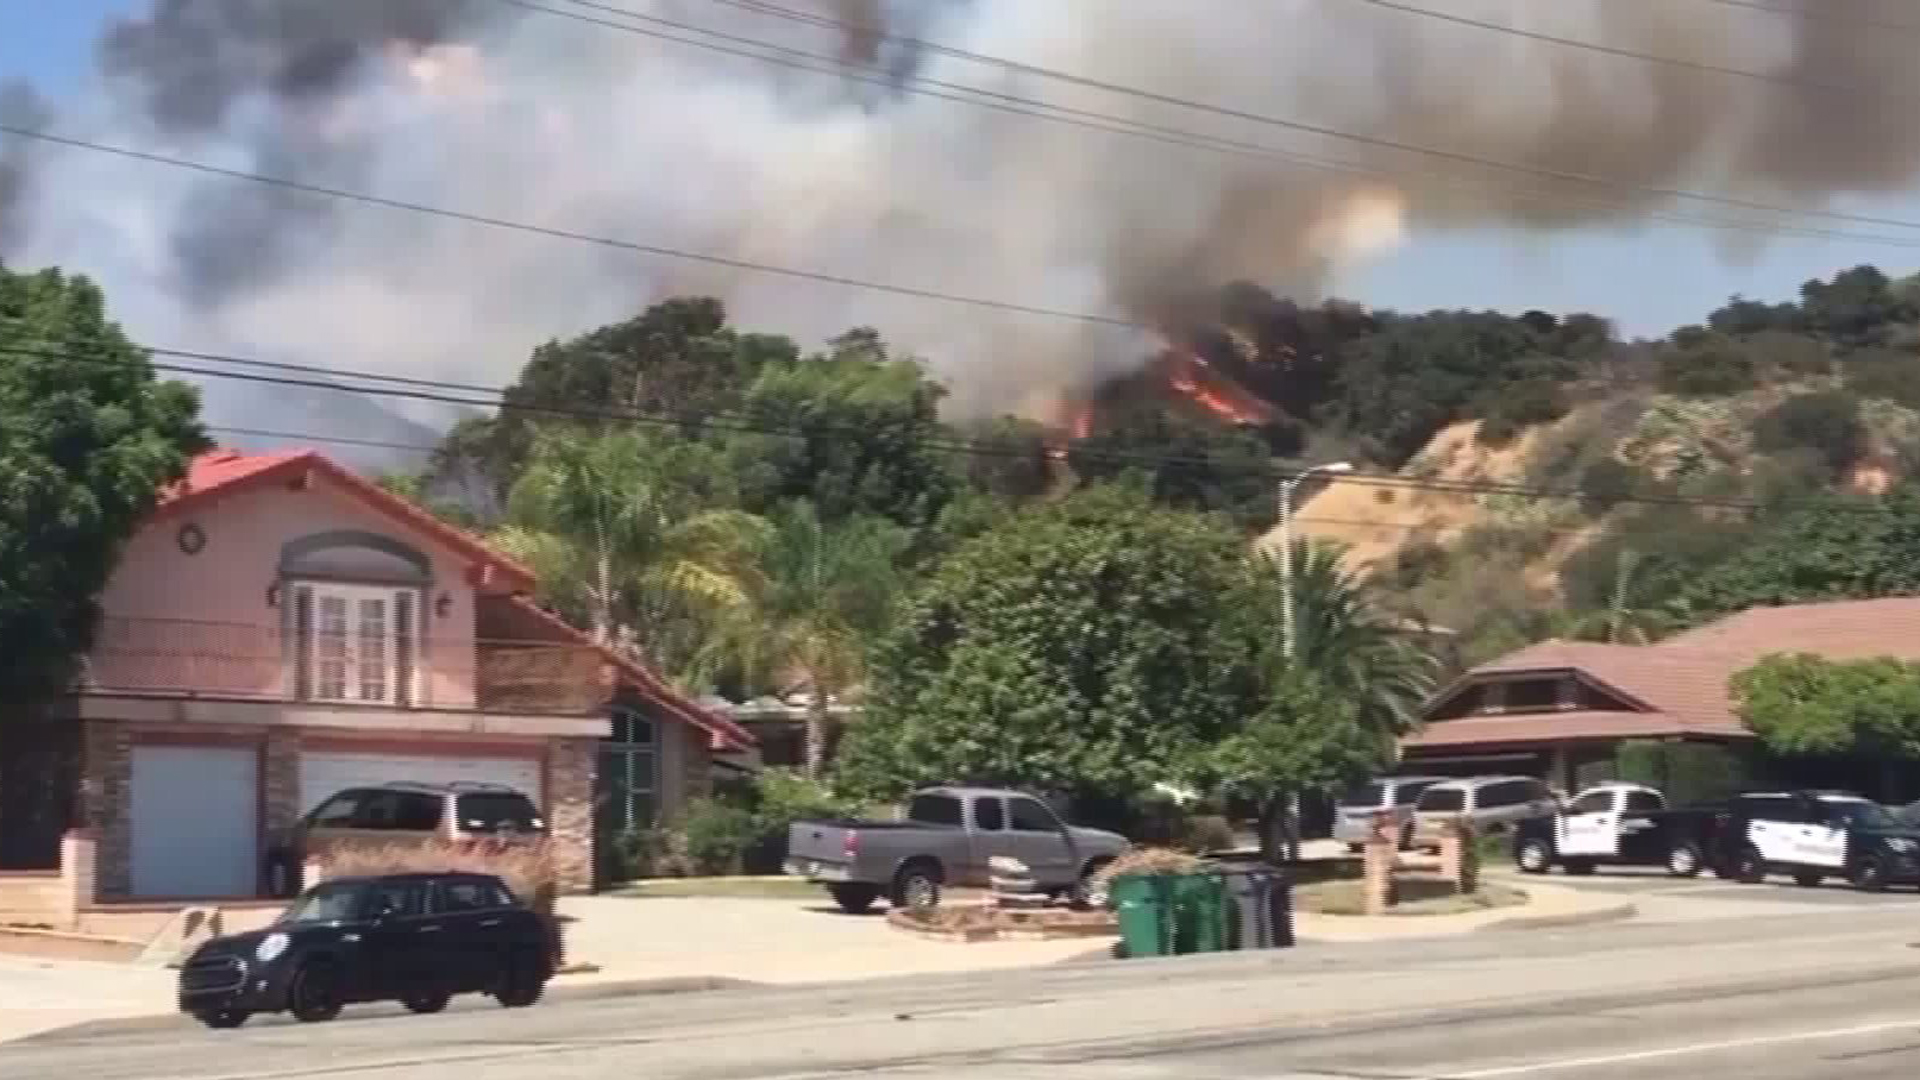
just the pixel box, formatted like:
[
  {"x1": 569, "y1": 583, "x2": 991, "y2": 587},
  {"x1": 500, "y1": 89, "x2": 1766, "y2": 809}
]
[
  {"x1": 1719, "y1": 790, "x2": 1920, "y2": 891},
  {"x1": 1512, "y1": 783, "x2": 1726, "y2": 877}
]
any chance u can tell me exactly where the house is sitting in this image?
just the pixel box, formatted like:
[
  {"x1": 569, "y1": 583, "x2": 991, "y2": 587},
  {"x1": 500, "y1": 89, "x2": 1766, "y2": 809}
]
[
  {"x1": 0, "y1": 449, "x2": 751, "y2": 933},
  {"x1": 1399, "y1": 598, "x2": 1920, "y2": 794}
]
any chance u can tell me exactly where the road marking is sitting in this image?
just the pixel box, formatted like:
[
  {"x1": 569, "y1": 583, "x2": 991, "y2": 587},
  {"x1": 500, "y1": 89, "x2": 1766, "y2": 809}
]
[{"x1": 1429, "y1": 1017, "x2": 1920, "y2": 1078}]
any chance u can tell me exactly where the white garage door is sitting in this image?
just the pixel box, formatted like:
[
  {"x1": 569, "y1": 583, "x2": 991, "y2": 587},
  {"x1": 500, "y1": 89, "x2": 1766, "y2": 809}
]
[
  {"x1": 130, "y1": 745, "x2": 259, "y2": 899},
  {"x1": 299, "y1": 752, "x2": 545, "y2": 815}
]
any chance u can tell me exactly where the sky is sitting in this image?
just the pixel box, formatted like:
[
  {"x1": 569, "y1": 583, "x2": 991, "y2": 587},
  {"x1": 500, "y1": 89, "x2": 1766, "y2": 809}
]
[{"x1": 4, "y1": 0, "x2": 1918, "y2": 346}]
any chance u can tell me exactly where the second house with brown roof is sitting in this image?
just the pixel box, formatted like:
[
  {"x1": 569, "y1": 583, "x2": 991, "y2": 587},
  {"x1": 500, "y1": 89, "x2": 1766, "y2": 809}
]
[{"x1": 1401, "y1": 598, "x2": 1920, "y2": 794}]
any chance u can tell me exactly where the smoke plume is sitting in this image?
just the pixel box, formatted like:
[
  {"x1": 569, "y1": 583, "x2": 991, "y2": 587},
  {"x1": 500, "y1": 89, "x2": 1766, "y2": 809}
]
[{"x1": 4, "y1": 0, "x2": 1920, "y2": 433}]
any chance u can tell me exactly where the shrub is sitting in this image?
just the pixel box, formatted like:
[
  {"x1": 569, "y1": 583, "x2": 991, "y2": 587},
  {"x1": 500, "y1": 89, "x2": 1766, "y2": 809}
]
[
  {"x1": 677, "y1": 798, "x2": 760, "y2": 876},
  {"x1": 317, "y1": 839, "x2": 559, "y2": 912},
  {"x1": 1656, "y1": 341, "x2": 1757, "y2": 396},
  {"x1": 1090, "y1": 847, "x2": 1202, "y2": 892},
  {"x1": 1752, "y1": 390, "x2": 1867, "y2": 472},
  {"x1": 1844, "y1": 350, "x2": 1920, "y2": 409},
  {"x1": 1576, "y1": 458, "x2": 1647, "y2": 514},
  {"x1": 1614, "y1": 741, "x2": 1753, "y2": 806}
]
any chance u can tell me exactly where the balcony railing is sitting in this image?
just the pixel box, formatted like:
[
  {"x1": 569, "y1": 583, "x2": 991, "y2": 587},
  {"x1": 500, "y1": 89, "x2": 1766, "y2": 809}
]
[{"x1": 80, "y1": 617, "x2": 611, "y2": 715}]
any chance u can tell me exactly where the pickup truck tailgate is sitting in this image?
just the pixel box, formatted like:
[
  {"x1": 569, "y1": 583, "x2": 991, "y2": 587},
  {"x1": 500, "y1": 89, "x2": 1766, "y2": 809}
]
[{"x1": 786, "y1": 821, "x2": 856, "y2": 880}]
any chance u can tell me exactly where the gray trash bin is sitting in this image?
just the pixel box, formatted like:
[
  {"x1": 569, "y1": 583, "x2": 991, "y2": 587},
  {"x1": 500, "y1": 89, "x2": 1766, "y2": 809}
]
[{"x1": 1209, "y1": 860, "x2": 1294, "y2": 950}]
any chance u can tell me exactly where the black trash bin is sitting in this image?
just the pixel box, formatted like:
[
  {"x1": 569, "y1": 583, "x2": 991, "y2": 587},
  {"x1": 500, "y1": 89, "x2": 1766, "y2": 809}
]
[{"x1": 1209, "y1": 860, "x2": 1294, "y2": 950}]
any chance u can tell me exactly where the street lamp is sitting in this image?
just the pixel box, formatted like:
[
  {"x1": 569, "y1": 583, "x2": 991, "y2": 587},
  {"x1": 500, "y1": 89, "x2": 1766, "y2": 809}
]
[
  {"x1": 1278, "y1": 462, "x2": 1354, "y2": 660},
  {"x1": 1274, "y1": 461, "x2": 1352, "y2": 864}
]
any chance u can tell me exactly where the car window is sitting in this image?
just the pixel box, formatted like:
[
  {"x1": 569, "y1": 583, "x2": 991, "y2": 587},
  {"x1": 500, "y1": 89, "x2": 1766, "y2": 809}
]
[
  {"x1": 1525, "y1": 780, "x2": 1553, "y2": 802},
  {"x1": 1741, "y1": 796, "x2": 1800, "y2": 823},
  {"x1": 278, "y1": 881, "x2": 368, "y2": 925},
  {"x1": 395, "y1": 792, "x2": 444, "y2": 832},
  {"x1": 1417, "y1": 786, "x2": 1465, "y2": 813},
  {"x1": 1475, "y1": 782, "x2": 1515, "y2": 809},
  {"x1": 973, "y1": 798, "x2": 1005, "y2": 831},
  {"x1": 1823, "y1": 801, "x2": 1898, "y2": 830},
  {"x1": 308, "y1": 791, "x2": 363, "y2": 828},
  {"x1": 908, "y1": 794, "x2": 964, "y2": 826},
  {"x1": 1340, "y1": 782, "x2": 1387, "y2": 808},
  {"x1": 1007, "y1": 798, "x2": 1060, "y2": 832},
  {"x1": 1569, "y1": 791, "x2": 1613, "y2": 815},
  {"x1": 1625, "y1": 791, "x2": 1663, "y2": 813},
  {"x1": 363, "y1": 879, "x2": 428, "y2": 919},
  {"x1": 352, "y1": 791, "x2": 411, "y2": 830},
  {"x1": 436, "y1": 878, "x2": 512, "y2": 913},
  {"x1": 456, "y1": 792, "x2": 543, "y2": 833},
  {"x1": 1395, "y1": 781, "x2": 1439, "y2": 806}
]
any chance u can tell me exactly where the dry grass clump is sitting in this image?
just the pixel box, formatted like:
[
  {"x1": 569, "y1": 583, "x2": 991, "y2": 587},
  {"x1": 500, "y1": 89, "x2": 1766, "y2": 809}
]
[
  {"x1": 1091, "y1": 846, "x2": 1204, "y2": 891},
  {"x1": 315, "y1": 839, "x2": 559, "y2": 912}
]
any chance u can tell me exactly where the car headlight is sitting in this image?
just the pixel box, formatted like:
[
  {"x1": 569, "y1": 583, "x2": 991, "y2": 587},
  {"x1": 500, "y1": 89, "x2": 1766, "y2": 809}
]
[
  {"x1": 1889, "y1": 838, "x2": 1918, "y2": 853},
  {"x1": 255, "y1": 932, "x2": 290, "y2": 962}
]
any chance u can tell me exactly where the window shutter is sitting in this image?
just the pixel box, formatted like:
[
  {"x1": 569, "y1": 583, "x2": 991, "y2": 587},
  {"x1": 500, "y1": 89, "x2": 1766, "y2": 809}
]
[
  {"x1": 394, "y1": 589, "x2": 416, "y2": 706},
  {"x1": 291, "y1": 584, "x2": 313, "y2": 700}
]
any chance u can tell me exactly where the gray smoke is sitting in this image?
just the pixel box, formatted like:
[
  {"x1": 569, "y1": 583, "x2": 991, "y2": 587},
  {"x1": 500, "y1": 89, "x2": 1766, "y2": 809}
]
[{"x1": 6, "y1": 0, "x2": 1920, "y2": 431}]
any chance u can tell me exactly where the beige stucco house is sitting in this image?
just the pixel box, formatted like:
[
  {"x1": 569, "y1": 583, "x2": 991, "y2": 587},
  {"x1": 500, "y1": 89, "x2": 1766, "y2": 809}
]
[{"x1": 0, "y1": 448, "x2": 751, "y2": 932}]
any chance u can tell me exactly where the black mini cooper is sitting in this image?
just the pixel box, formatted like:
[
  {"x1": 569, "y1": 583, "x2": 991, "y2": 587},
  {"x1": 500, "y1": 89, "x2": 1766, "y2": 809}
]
[{"x1": 177, "y1": 871, "x2": 554, "y2": 1029}]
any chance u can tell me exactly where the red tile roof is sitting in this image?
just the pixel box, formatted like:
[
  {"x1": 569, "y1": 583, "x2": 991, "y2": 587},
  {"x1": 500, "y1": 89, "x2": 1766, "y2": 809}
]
[
  {"x1": 155, "y1": 449, "x2": 535, "y2": 592},
  {"x1": 1409, "y1": 598, "x2": 1920, "y2": 750},
  {"x1": 502, "y1": 596, "x2": 754, "y2": 751}
]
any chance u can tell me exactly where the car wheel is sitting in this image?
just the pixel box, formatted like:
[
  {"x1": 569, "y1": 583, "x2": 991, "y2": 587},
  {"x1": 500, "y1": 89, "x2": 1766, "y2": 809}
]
[
  {"x1": 193, "y1": 1009, "x2": 250, "y2": 1030},
  {"x1": 1071, "y1": 860, "x2": 1114, "y2": 910},
  {"x1": 1515, "y1": 838, "x2": 1552, "y2": 875},
  {"x1": 496, "y1": 950, "x2": 548, "y2": 1009},
  {"x1": 1793, "y1": 871, "x2": 1823, "y2": 888},
  {"x1": 288, "y1": 961, "x2": 343, "y2": 1024},
  {"x1": 1562, "y1": 859, "x2": 1596, "y2": 877},
  {"x1": 827, "y1": 883, "x2": 881, "y2": 914},
  {"x1": 892, "y1": 863, "x2": 942, "y2": 913},
  {"x1": 1735, "y1": 846, "x2": 1766, "y2": 885},
  {"x1": 1666, "y1": 842, "x2": 1703, "y2": 878},
  {"x1": 403, "y1": 992, "x2": 451, "y2": 1015},
  {"x1": 1851, "y1": 857, "x2": 1889, "y2": 893}
]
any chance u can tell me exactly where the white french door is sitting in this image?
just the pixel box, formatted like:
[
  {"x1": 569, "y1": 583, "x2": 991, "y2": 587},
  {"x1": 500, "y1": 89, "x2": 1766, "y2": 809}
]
[{"x1": 297, "y1": 583, "x2": 414, "y2": 704}]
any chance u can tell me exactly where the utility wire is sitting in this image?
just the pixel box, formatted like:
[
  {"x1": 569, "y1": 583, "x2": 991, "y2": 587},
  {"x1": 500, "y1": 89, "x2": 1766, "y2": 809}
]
[
  {"x1": 1, "y1": 339, "x2": 1895, "y2": 516},
  {"x1": 1350, "y1": 0, "x2": 1908, "y2": 102},
  {"x1": 499, "y1": 0, "x2": 1920, "y2": 249},
  {"x1": 659, "y1": 0, "x2": 1920, "y2": 232}
]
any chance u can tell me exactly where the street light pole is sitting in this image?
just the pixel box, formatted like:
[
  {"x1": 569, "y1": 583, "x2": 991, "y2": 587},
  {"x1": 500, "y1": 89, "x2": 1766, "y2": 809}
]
[{"x1": 1274, "y1": 461, "x2": 1353, "y2": 863}]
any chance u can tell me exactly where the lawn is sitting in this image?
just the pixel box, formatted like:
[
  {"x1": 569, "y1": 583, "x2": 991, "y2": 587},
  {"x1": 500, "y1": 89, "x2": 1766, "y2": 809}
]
[{"x1": 1295, "y1": 876, "x2": 1528, "y2": 917}]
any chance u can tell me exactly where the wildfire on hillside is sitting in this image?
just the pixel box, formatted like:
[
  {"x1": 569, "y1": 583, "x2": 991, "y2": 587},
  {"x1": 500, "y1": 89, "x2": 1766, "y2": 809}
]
[{"x1": 1040, "y1": 341, "x2": 1280, "y2": 462}]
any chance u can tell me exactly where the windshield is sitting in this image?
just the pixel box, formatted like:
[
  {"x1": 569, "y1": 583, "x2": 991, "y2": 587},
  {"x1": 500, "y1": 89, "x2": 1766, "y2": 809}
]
[
  {"x1": 457, "y1": 792, "x2": 545, "y2": 833},
  {"x1": 277, "y1": 882, "x2": 368, "y2": 926},
  {"x1": 1340, "y1": 782, "x2": 1388, "y2": 808},
  {"x1": 1827, "y1": 800, "x2": 1901, "y2": 830}
]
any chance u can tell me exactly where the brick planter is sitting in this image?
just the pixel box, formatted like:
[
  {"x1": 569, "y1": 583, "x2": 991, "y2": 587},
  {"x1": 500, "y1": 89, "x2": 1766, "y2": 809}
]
[{"x1": 886, "y1": 904, "x2": 1119, "y2": 943}]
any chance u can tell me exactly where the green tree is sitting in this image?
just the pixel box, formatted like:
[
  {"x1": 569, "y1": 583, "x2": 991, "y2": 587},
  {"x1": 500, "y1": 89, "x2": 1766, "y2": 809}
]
[
  {"x1": 492, "y1": 427, "x2": 767, "y2": 682},
  {"x1": 719, "y1": 502, "x2": 910, "y2": 777},
  {"x1": 1752, "y1": 390, "x2": 1867, "y2": 474},
  {"x1": 1668, "y1": 489, "x2": 1920, "y2": 627},
  {"x1": 836, "y1": 484, "x2": 1251, "y2": 807},
  {"x1": 1068, "y1": 408, "x2": 1275, "y2": 528},
  {"x1": 1199, "y1": 666, "x2": 1388, "y2": 862},
  {"x1": 1733, "y1": 653, "x2": 1920, "y2": 798},
  {"x1": 0, "y1": 266, "x2": 207, "y2": 703},
  {"x1": 725, "y1": 329, "x2": 959, "y2": 533}
]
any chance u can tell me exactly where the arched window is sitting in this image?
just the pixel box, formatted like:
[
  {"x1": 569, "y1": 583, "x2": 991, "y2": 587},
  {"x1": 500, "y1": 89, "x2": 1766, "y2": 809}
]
[{"x1": 279, "y1": 531, "x2": 432, "y2": 706}]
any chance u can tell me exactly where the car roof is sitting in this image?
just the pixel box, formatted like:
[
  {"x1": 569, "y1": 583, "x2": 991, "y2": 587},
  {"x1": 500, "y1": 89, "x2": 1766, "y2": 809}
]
[
  {"x1": 371, "y1": 781, "x2": 525, "y2": 795},
  {"x1": 1426, "y1": 775, "x2": 1537, "y2": 789},
  {"x1": 318, "y1": 871, "x2": 509, "y2": 887}
]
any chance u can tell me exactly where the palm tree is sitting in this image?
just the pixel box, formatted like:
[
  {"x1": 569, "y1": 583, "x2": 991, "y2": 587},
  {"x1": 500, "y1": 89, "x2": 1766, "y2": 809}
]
[
  {"x1": 491, "y1": 428, "x2": 769, "y2": 681},
  {"x1": 717, "y1": 502, "x2": 910, "y2": 777},
  {"x1": 1249, "y1": 539, "x2": 1443, "y2": 858}
]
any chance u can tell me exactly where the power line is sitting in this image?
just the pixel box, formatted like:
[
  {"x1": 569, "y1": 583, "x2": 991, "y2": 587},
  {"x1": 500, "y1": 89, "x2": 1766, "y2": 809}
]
[
  {"x1": 0, "y1": 124, "x2": 1139, "y2": 332},
  {"x1": 1, "y1": 338, "x2": 1894, "y2": 516},
  {"x1": 499, "y1": 0, "x2": 1920, "y2": 249},
  {"x1": 1350, "y1": 0, "x2": 1906, "y2": 102},
  {"x1": 662, "y1": 0, "x2": 1920, "y2": 232}
]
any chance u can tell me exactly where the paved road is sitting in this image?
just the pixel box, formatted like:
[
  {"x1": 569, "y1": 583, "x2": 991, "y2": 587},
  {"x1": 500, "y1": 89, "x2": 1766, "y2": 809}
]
[{"x1": 10, "y1": 908, "x2": 1920, "y2": 1079}]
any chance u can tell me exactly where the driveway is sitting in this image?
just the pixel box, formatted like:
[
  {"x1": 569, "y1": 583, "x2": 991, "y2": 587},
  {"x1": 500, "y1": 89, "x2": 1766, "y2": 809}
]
[
  {"x1": 558, "y1": 895, "x2": 1101, "y2": 986},
  {"x1": 0, "y1": 955, "x2": 174, "y2": 1043},
  {"x1": 1498, "y1": 864, "x2": 1920, "y2": 920}
]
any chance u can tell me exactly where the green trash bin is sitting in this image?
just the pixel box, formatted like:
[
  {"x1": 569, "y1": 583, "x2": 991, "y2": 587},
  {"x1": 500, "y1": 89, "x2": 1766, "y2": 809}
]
[
  {"x1": 1112, "y1": 873, "x2": 1174, "y2": 959},
  {"x1": 1169, "y1": 872, "x2": 1229, "y2": 955}
]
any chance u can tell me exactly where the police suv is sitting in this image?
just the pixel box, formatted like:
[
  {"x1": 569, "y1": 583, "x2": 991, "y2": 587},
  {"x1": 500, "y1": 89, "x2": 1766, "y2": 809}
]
[
  {"x1": 1722, "y1": 790, "x2": 1920, "y2": 891},
  {"x1": 1512, "y1": 783, "x2": 1724, "y2": 877}
]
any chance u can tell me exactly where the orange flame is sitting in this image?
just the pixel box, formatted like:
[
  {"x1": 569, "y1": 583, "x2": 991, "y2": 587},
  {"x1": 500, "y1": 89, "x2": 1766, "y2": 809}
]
[{"x1": 1163, "y1": 349, "x2": 1274, "y2": 426}]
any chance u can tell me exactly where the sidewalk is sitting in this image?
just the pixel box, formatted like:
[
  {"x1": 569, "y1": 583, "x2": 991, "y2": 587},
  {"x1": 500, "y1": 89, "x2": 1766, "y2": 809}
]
[{"x1": 0, "y1": 956, "x2": 176, "y2": 1044}]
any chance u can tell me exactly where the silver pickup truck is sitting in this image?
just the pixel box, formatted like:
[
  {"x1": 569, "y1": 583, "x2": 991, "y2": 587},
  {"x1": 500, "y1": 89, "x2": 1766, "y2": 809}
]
[{"x1": 785, "y1": 786, "x2": 1128, "y2": 913}]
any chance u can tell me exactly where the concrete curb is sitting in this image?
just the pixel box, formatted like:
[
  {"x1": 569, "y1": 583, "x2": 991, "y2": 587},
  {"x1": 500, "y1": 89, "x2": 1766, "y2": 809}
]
[
  {"x1": 1476, "y1": 901, "x2": 1639, "y2": 932},
  {"x1": 9, "y1": 973, "x2": 760, "y2": 1044}
]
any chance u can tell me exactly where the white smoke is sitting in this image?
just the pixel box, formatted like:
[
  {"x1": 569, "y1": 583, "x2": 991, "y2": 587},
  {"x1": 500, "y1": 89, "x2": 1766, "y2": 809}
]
[{"x1": 2, "y1": 0, "x2": 1916, "y2": 437}]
